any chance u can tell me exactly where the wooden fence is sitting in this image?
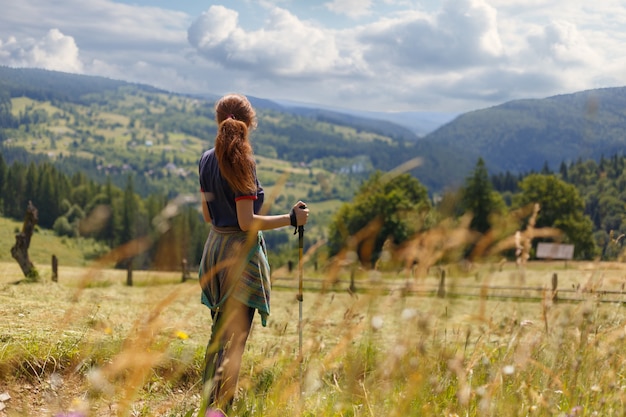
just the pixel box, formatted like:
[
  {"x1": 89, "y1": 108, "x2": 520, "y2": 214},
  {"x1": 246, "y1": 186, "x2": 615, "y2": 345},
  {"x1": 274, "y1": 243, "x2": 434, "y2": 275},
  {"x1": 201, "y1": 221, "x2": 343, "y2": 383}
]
[
  {"x1": 271, "y1": 271, "x2": 626, "y2": 304},
  {"x1": 46, "y1": 254, "x2": 626, "y2": 304}
]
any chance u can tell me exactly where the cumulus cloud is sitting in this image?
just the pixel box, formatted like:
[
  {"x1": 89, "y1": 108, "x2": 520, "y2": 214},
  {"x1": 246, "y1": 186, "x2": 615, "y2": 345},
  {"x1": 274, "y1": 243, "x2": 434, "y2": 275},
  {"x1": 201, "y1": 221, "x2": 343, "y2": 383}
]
[
  {"x1": 324, "y1": 0, "x2": 373, "y2": 19},
  {"x1": 186, "y1": 0, "x2": 615, "y2": 111},
  {"x1": 527, "y1": 20, "x2": 601, "y2": 66},
  {"x1": 1, "y1": 0, "x2": 624, "y2": 112},
  {"x1": 187, "y1": 0, "x2": 507, "y2": 83},
  {"x1": 0, "y1": 0, "x2": 189, "y2": 52},
  {"x1": 188, "y1": 5, "x2": 359, "y2": 77},
  {"x1": 0, "y1": 29, "x2": 83, "y2": 73},
  {"x1": 357, "y1": 0, "x2": 503, "y2": 72}
]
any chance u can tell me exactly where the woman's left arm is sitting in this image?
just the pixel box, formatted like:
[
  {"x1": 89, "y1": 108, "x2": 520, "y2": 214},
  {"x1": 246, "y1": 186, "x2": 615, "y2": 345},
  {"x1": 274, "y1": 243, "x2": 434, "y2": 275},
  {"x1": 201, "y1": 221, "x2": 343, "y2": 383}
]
[{"x1": 236, "y1": 199, "x2": 308, "y2": 232}]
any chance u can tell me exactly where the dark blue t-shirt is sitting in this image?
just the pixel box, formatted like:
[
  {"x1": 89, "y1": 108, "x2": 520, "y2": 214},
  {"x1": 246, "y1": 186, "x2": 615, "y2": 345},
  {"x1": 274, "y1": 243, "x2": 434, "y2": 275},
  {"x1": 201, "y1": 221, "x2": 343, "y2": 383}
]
[{"x1": 198, "y1": 148, "x2": 264, "y2": 228}]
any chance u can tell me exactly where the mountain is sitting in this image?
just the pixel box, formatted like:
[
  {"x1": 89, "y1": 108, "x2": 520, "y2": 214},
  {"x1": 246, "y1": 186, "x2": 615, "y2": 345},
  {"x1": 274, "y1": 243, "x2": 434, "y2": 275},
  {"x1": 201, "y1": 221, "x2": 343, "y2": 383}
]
[
  {"x1": 190, "y1": 94, "x2": 422, "y2": 142},
  {"x1": 419, "y1": 87, "x2": 626, "y2": 177},
  {"x1": 0, "y1": 66, "x2": 422, "y2": 201},
  {"x1": 258, "y1": 87, "x2": 626, "y2": 191},
  {"x1": 0, "y1": 66, "x2": 163, "y2": 103},
  {"x1": 350, "y1": 110, "x2": 459, "y2": 137},
  {"x1": 2, "y1": 66, "x2": 626, "y2": 195},
  {"x1": 274, "y1": 99, "x2": 457, "y2": 137}
]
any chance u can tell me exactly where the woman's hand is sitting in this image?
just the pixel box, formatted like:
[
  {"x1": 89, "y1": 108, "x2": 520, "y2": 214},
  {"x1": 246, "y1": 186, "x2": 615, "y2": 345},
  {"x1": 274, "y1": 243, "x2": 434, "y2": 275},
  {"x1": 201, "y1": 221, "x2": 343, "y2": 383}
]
[{"x1": 290, "y1": 201, "x2": 310, "y2": 227}]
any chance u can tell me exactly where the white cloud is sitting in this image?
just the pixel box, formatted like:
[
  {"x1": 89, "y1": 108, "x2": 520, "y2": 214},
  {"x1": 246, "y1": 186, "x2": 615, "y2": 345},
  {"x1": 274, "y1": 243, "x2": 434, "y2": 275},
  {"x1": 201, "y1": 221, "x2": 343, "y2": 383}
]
[
  {"x1": 0, "y1": 0, "x2": 189, "y2": 51},
  {"x1": 324, "y1": 0, "x2": 373, "y2": 19},
  {"x1": 183, "y1": 0, "x2": 626, "y2": 111},
  {"x1": 358, "y1": 0, "x2": 504, "y2": 71},
  {"x1": 188, "y1": 5, "x2": 359, "y2": 77},
  {"x1": 0, "y1": 29, "x2": 83, "y2": 73},
  {"x1": 527, "y1": 20, "x2": 601, "y2": 66},
  {"x1": 1, "y1": 0, "x2": 625, "y2": 112},
  {"x1": 187, "y1": 6, "x2": 240, "y2": 50}
]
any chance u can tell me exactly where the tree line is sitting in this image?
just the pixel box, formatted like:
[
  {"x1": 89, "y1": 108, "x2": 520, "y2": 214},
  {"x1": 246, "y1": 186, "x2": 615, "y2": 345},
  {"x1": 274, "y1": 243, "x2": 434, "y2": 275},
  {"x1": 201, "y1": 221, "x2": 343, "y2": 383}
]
[
  {"x1": 327, "y1": 154, "x2": 626, "y2": 266},
  {"x1": 0, "y1": 152, "x2": 208, "y2": 269},
  {"x1": 0, "y1": 151, "x2": 303, "y2": 270},
  {"x1": 3, "y1": 150, "x2": 626, "y2": 273}
]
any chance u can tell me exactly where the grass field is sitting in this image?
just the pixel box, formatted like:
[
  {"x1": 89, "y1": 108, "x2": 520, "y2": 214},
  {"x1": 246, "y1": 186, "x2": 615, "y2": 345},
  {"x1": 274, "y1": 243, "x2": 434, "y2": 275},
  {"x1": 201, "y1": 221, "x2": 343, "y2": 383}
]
[
  {"x1": 1, "y1": 258, "x2": 626, "y2": 416},
  {"x1": 0, "y1": 217, "x2": 110, "y2": 268}
]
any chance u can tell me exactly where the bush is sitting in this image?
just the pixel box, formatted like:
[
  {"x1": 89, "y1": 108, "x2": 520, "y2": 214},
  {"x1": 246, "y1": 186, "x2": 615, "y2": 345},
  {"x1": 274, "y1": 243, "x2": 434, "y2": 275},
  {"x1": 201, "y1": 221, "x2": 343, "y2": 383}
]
[{"x1": 53, "y1": 216, "x2": 75, "y2": 237}]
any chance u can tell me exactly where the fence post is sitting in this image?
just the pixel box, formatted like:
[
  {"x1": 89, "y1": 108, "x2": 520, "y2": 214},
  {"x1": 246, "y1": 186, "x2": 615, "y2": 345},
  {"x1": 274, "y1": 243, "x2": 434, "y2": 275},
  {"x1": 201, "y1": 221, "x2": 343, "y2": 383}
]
[
  {"x1": 51, "y1": 255, "x2": 58, "y2": 282},
  {"x1": 349, "y1": 269, "x2": 357, "y2": 295},
  {"x1": 551, "y1": 272, "x2": 558, "y2": 302},
  {"x1": 437, "y1": 268, "x2": 446, "y2": 298},
  {"x1": 181, "y1": 258, "x2": 190, "y2": 283},
  {"x1": 126, "y1": 262, "x2": 133, "y2": 287}
]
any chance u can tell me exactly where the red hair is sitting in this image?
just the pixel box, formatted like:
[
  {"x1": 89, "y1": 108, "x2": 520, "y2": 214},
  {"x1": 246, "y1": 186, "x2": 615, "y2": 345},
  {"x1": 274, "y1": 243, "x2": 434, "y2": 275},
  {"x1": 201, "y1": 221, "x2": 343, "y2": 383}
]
[{"x1": 214, "y1": 94, "x2": 257, "y2": 194}]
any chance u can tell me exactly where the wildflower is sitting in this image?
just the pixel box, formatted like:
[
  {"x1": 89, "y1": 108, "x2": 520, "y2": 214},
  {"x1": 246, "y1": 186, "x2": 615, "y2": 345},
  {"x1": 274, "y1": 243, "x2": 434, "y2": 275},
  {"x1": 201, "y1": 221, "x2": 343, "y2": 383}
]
[
  {"x1": 371, "y1": 315, "x2": 384, "y2": 330},
  {"x1": 175, "y1": 330, "x2": 189, "y2": 340},
  {"x1": 502, "y1": 365, "x2": 515, "y2": 375},
  {"x1": 54, "y1": 412, "x2": 86, "y2": 417},
  {"x1": 567, "y1": 406, "x2": 583, "y2": 416},
  {"x1": 87, "y1": 368, "x2": 114, "y2": 396},
  {"x1": 401, "y1": 308, "x2": 417, "y2": 320},
  {"x1": 205, "y1": 409, "x2": 227, "y2": 417}
]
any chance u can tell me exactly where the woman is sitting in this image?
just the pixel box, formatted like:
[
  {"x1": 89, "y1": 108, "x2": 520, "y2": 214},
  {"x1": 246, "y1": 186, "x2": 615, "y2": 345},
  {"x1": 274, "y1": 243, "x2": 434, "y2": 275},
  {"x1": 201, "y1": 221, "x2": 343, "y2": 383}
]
[{"x1": 198, "y1": 93, "x2": 309, "y2": 416}]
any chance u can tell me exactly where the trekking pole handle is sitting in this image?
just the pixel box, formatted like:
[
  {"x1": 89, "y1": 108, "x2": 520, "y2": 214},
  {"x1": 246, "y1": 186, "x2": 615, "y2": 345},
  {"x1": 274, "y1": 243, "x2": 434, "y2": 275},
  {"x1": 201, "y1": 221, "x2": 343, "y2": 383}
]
[{"x1": 291, "y1": 204, "x2": 307, "y2": 236}]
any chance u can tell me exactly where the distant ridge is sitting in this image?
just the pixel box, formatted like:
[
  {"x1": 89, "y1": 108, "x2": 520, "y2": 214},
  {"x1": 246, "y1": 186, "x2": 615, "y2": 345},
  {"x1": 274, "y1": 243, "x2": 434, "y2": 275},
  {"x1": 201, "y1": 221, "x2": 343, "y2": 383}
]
[
  {"x1": 2, "y1": 65, "x2": 626, "y2": 193},
  {"x1": 0, "y1": 66, "x2": 164, "y2": 102},
  {"x1": 418, "y1": 86, "x2": 626, "y2": 176}
]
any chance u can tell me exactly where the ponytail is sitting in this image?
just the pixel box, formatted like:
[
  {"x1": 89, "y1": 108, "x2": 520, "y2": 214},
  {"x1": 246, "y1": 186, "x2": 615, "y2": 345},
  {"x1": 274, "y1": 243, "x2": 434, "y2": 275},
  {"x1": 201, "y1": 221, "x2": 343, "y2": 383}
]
[{"x1": 215, "y1": 118, "x2": 257, "y2": 194}]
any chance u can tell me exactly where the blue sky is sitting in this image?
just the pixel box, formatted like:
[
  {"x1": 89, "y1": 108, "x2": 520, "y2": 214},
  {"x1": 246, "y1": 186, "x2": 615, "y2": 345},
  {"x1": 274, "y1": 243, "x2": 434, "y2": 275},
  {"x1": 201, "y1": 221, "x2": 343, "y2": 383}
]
[{"x1": 0, "y1": 0, "x2": 625, "y2": 114}]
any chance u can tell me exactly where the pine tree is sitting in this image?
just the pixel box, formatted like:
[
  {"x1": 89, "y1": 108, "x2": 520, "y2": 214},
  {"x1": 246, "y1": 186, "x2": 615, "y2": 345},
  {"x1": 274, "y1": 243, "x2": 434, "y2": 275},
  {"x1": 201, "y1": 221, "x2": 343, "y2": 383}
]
[
  {"x1": 103, "y1": 176, "x2": 116, "y2": 247},
  {"x1": 461, "y1": 158, "x2": 503, "y2": 234},
  {"x1": 119, "y1": 175, "x2": 138, "y2": 246},
  {"x1": 24, "y1": 162, "x2": 39, "y2": 208},
  {"x1": 37, "y1": 165, "x2": 58, "y2": 228},
  {"x1": 0, "y1": 153, "x2": 7, "y2": 215},
  {"x1": 559, "y1": 161, "x2": 568, "y2": 182},
  {"x1": 5, "y1": 162, "x2": 27, "y2": 219}
]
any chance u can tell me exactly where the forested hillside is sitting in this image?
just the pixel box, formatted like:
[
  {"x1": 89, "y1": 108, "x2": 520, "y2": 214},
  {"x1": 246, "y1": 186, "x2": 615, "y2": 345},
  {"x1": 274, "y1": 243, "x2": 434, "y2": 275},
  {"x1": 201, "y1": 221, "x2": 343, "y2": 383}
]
[
  {"x1": 420, "y1": 87, "x2": 626, "y2": 176},
  {"x1": 0, "y1": 66, "x2": 422, "y2": 198},
  {"x1": 3, "y1": 67, "x2": 626, "y2": 267}
]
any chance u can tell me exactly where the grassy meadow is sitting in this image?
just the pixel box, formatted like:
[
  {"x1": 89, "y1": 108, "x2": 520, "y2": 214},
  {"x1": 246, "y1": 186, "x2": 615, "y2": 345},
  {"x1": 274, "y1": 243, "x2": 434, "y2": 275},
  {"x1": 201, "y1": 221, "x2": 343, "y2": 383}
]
[
  {"x1": 0, "y1": 217, "x2": 109, "y2": 268},
  {"x1": 1, "y1": 256, "x2": 626, "y2": 416}
]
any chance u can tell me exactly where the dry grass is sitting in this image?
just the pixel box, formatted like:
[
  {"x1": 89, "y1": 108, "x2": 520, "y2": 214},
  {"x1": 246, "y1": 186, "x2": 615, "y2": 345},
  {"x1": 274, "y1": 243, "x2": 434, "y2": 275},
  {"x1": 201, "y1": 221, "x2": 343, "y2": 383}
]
[
  {"x1": 1, "y1": 258, "x2": 626, "y2": 416},
  {"x1": 2, "y1": 176, "x2": 625, "y2": 416}
]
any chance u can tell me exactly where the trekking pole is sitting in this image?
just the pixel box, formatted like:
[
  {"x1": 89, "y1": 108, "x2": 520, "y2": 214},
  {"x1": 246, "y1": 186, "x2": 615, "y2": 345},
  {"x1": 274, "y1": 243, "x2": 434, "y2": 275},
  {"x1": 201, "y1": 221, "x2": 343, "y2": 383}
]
[
  {"x1": 292, "y1": 203, "x2": 306, "y2": 397},
  {"x1": 297, "y1": 223, "x2": 304, "y2": 357}
]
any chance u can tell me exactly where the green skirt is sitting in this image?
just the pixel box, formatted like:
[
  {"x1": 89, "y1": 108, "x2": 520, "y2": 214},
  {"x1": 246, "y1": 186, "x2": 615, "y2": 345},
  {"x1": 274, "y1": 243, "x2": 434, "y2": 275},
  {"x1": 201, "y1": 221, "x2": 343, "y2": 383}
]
[{"x1": 199, "y1": 227, "x2": 271, "y2": 326}]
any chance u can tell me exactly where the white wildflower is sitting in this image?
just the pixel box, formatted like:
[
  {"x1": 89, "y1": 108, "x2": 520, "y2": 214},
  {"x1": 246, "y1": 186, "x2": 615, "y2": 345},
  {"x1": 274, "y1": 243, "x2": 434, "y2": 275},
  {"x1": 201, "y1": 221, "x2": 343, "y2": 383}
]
[{"x1": 401, "y1": 308, "x2": 417, "y2": 320}]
